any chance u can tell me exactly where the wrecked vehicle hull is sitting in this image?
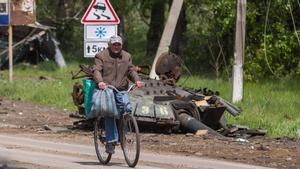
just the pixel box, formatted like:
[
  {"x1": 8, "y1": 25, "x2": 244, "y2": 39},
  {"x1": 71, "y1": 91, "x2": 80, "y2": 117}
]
[
  {"x1": 70, "y1": 66, "x2": 240, "y2": 136},
  {"x1": 70, "y1": 52, "x2": 264, "y2": 137},
  {"x1": 127, "y1": 77, "x2": 228, "y2": 134}
]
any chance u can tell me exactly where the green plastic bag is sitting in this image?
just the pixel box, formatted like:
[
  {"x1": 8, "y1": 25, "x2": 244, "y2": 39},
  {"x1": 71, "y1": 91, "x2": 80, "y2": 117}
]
[{"x1": 83, "y1": 79, "x2": 96, "y2": 117}]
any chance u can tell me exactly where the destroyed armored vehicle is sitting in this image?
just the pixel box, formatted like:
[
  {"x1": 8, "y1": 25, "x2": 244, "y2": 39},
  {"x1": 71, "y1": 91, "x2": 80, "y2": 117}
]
[
  {"x1": 71, "y1": 52, "x2": 244, "y2": 136},
  {"x1": 0, "y1": 23, "x2": 65, "y2": 69}
]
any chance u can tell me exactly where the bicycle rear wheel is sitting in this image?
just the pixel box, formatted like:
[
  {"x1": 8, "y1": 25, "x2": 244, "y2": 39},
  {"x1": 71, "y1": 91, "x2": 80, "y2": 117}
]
[
  {"x1": 120, "y1": 113, "x2": 140, "y2": 167},
  {"x1": 94, "y1": 116, "x2": 112, "y2": 164}
]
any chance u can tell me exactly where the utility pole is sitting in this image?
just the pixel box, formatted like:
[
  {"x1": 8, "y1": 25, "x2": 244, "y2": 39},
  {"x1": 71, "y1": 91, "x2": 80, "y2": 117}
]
[
  {"x1": 232, "y1": 0, "x2": 246, "y2": 103},
  {"x1": 8, "y1": 24, "x2": 13, "y2": 82},
  {"x1": 149, "y1": 0, "x2": 184, "y2": 79}
]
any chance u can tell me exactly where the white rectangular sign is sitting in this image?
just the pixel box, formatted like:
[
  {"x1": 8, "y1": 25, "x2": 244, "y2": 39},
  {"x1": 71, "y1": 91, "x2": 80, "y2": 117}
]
[
  {"x1": 84, "y1": 24, "x2": 117, "y2": 41},
  {"x1": 0, "y1": 0, "x2": 8, "y2": 15},
  {"x1": 84, "y1": 41, "x2": 108, "y2": 58}
]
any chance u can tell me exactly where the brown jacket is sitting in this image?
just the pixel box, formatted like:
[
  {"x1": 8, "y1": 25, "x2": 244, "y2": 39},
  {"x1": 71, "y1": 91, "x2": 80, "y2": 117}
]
[{"x1": 93, "y1": 48, "x2": 140, "y2": 91}]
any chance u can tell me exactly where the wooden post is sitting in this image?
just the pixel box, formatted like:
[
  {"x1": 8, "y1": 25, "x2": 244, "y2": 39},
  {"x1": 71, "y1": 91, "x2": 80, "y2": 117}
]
[
  {"x1": 232, "y1": 0, "x2": 246, "y2": 103},
  {"x1": 149, "y1": 0, "x2": 184, "y2": 79},
  {"x1": 8, "y1": 24, "x2": 13, "y2": 82}
]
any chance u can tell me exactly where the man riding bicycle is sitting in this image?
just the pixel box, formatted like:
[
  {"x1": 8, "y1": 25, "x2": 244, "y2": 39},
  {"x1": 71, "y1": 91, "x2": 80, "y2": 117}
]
[{"x1": 93, "y1": 35, "x2": 143, "y2": 154}]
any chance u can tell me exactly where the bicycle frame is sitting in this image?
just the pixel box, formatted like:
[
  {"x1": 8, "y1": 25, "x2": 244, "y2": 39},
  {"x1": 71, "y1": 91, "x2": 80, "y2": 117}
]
[{"x1": 94, "y1": 84, "x2": 140, "y2": 168}]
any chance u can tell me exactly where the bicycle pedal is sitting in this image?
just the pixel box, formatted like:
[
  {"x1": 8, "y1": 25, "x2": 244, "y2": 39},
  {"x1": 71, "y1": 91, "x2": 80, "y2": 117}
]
[{"x1": 112, "y1": 142, "x2": 120, "y2": 146}]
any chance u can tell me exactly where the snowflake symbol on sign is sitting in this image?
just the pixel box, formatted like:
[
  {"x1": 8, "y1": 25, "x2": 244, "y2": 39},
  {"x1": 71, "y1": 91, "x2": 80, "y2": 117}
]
[{"x1": 95, "y1": 27, "x2": 107, "y2": 38}]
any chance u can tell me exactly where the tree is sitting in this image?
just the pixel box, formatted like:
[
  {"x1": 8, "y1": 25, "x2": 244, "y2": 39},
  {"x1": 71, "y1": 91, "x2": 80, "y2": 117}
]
[
  {"x1": 36, "y1": 0, "x2": 87, "y2": 51},
  {"x1": 145, "y1": 0, "x2": 166, "y2": 58},
  {"x1": 170, "y1": 2, "x2": 187, "y2": 57}
]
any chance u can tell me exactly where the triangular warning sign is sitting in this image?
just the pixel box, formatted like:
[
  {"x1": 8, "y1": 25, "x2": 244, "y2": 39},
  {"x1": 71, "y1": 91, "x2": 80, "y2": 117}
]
[{"x1": 81, "y1": 0, "x2": 120, "y2": 24}]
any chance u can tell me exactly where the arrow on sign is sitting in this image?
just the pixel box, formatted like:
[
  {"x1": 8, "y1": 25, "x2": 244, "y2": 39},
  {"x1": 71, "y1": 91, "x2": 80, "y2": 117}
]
[
  {"x1": 87, "y1": 45, "x2": 91, "y2": 53},
  {"x1": 84, "y1": 41, "x2": 108, "y2": 57}
]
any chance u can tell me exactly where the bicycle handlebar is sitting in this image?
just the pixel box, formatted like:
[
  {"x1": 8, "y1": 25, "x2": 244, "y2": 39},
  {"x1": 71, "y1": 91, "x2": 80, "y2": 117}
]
[
  {"x1": 107, "y1": 84, "x2": 137, "y2": 93},
  {"x1": 127, "y1": 84, "x2": 137, "y2": 92}
]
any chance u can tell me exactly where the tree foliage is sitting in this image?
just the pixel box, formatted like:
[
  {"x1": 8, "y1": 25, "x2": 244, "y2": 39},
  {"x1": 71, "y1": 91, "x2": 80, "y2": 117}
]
[
  {"x1": 35, "y1": 0, "x2": 300, "y2": 80},
  {"x1": 245, "y1": 0, "x2": 300, "y2": 80},
  {"x1": 184, "y1": 0, "x2": 300, "y2": 79}
]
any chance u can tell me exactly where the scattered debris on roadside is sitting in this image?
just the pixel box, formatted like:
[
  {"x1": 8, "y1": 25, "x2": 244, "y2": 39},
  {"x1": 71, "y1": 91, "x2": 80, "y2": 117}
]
[{"x1": 42, "y1": 125, "x2": 70, "y2": 133}]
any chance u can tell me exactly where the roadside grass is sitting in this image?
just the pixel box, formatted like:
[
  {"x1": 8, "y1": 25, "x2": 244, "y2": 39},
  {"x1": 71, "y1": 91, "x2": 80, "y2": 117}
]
[
  {"x1": 0, "y1": 62, "x2": 85, "y2": 111},
  {"x1": 0, "y1": 62, "x2": 299, "y2": 137}
]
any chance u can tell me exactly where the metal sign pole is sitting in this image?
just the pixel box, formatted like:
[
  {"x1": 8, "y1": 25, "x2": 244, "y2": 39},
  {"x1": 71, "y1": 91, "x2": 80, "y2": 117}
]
[{"x1": 8, "y1": 24, "x2": 13, "y2": 82}]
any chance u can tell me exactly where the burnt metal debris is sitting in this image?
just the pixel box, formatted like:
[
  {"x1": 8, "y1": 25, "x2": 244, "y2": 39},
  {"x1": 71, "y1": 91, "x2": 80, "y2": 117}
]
[
  {"x1": 0, "y1": 23, "x2": 66, "y2": 69},
  {"x1": 70, "y1": 53, "x2": 266, "y2": 138}
]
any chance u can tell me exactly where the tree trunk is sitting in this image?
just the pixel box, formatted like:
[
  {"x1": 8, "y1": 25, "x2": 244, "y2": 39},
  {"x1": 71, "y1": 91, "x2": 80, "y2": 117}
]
[
  {"x1": 146, "y1": 0, "x2": 166, "y2": 58},
  {"x1": 55, "y1": 0, "x2": 66, "y2": 42},
  {"x1": 113, "y1": 0, "x2": 128, "y2": 50},
  {"x1": 118, "y1": 14, "x2": 128, "y2": 50},
  {"x1": 170, "y1": 3, "x2": 187, "y2": 56}
]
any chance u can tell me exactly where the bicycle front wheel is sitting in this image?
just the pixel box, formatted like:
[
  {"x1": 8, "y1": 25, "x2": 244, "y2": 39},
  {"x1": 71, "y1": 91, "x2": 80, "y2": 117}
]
[
  {"x1": 94, "y1": 116, "x2": 112, "y2": 164},
  {"x1": 120, "y1": 114, "x2": 140, "y2": 167}
]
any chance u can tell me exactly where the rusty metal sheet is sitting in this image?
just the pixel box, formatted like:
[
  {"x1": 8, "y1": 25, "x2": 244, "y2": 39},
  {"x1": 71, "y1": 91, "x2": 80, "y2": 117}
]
[
  {"x1": 10, "y1": 0, "x2": 36, "y2": 25},
  {"x1": 195, "y1": 100, "x2": 209, "y2": 107}
]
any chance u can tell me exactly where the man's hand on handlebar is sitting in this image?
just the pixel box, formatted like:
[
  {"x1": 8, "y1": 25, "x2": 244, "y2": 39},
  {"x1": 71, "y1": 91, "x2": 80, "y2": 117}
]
[
  {"x1": 98, "y1": 81, "x2": 143, "y2": 90},
  {"x1": 135, "y1": 81, "x2": 144, "y2": 88},
  {"x1": 98, "y1": 82, "x2": 107, "y2": 90}
]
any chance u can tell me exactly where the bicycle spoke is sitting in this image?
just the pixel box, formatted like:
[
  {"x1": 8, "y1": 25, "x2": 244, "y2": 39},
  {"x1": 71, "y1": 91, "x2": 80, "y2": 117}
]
[
  {"x1": 121, "y1": 115, "x2": 140, "y2": 167},
  {"x1": 94, "y1": 117, "x2": 112, "y2": 164}
]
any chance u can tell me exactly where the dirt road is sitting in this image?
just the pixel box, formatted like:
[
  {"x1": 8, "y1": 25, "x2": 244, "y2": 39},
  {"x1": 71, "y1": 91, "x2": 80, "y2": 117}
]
[
  {"x1": 0, "y1": 97, "x2": 299, "y2": 169},
  {"x1": 0, "y1": 134, "x2": 273, "y2": 169}
]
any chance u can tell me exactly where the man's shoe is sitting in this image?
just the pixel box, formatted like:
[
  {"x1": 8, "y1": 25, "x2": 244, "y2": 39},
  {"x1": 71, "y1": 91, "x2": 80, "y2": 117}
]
[{"x1": 105, "y1": 143, "x2": 115, "y2": 154}]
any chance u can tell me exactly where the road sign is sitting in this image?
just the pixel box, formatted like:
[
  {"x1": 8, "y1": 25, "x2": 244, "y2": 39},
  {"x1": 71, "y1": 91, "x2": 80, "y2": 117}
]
[
  {"x1": 85, "y1": 24, "x2": 117, "y2": 40},
  {"x1": 10, "y1": 0, "x2": 36, "y2": 25},
  {"x1": 0, "y1": 0, "x2": 9, "y2": 25},
  {"x1": 81, "y1": 0, "x2": 120, "y2": 24},
  {"x1": 84, "y1": 41, "x2": 108, "y2": 57},
  {"x1": 82, "y1": 0, "x2": 119, "y2": 57}
]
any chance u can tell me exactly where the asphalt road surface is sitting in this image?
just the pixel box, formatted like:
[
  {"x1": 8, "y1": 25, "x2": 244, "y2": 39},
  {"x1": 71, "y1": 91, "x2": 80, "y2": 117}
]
[{"x1": 0, "y1": 134, "x2": 273, "y2": 169}]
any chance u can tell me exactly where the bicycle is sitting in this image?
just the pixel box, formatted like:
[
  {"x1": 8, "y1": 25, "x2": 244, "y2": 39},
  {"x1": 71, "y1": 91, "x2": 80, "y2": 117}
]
[{"x1": 93, "y1": 84, "x2": 140, "y2": 168}]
